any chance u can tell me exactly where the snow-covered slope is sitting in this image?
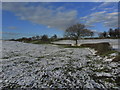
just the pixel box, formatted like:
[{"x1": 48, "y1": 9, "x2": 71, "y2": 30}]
[{"x1": 1, "y1": 41, "x2": 120, "y2": 89}]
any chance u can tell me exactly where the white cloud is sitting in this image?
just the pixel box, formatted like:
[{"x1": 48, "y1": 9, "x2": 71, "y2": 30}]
[
  {"x1": 1, "y1": 32, "x2": 21, "y2": 36},
  {"x1": 7, "y1": 26, "x2": 17, "y2": 30},
  {"x1": 98, "y1": 2, "x2": 112, "y2": 8},
  {"x1": 91, "y1": 2, "x2": 118, "y2": 12},
  {"x1": 91, "y1": 7, "x2": 96, "y2": 11},
  {"x1": 82, "y1": 2, "x2": 118, "y2": 28},
  {"x1": 3, "y1": 3, "x2": 78, "y2": 30},
  {"x1": 81, "y1": 11, "x2": 118, "y2": 28},
  {"x1": 91, "y1": 2, "x2": 111, "y2": 11},
  {"x1": 2, "y1": 2, "x2": 118, "y2": 30}
]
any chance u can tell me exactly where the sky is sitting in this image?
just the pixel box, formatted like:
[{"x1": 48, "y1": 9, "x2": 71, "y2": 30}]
[{"x1": 2, "y1": 2, "x2": 118, "y2": 39}]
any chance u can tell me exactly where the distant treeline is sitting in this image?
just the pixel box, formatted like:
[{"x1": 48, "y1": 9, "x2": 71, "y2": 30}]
[
  {"x1": 9, "y1": 34, "x2": 75, "y2": 44},
  {"x1": 9, "y1": 28, "x2": 120, "y2": 43},
  {"x1": 9, "y1": 34, "x2": 58, "y2": 43},
  {"x1": 99, "y1": 28, "x2": 120, "y2": 38}
]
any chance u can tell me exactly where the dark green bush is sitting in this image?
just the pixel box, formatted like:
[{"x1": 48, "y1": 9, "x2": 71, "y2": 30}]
[
  {"x1": 81, "y1": 42, "x2": 112, "y2": 55},
  {"x1": 112, "y1": 53, "x2": 120, "y2": 62}
]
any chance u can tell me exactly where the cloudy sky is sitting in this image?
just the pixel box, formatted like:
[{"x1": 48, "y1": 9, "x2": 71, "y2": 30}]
[{"x1": 2, "y1": 2, "x2": 118, "y2": 39}]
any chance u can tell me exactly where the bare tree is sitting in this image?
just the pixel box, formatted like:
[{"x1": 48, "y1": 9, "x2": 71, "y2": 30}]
[
  {"x1": 64, "y1": 24, "x2": 93, "y2": 45},
  {"x1": 51, "y1": 34, "x2": 57, "y2": 41},
  {"x1": 41, "y1": 35, "x2": 49, "y2": 41},
  {"x1": 98, "y1": 31, "x2": 107, "y2": 38},
  {"x1": 90, "y1": 31, "x2": 94, "y2": 38}
]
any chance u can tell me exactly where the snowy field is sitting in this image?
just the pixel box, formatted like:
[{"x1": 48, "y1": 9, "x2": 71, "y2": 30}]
[{"x1": 1, "y1": 41, "x2": 120, "y2": 89}]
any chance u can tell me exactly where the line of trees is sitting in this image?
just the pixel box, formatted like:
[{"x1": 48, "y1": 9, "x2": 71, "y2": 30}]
[
  {"x1": 10, "y1": 23, "x2": 95, "y2": 45},
  {"x1": 99, "y1": 28, "x2": 120, "y2": 38},
  {"x1": 30, "y1": 34, "x2": 57, "y2": 41},
  {"x1": 13, "y1": 34, "x2": 58, "y2": 42},
  {"x1": 9, "y1": 23, "x2": 119, "y2": 45}
]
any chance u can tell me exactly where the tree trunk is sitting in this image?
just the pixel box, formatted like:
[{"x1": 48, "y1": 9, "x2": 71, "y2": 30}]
[{"x1": 75, "y1": 39, "x2": 78, "y2": 46}]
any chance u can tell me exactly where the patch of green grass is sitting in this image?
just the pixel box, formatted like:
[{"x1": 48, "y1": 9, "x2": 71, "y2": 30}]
[
  {"x1": 76, "y1": 67, "x2": 83, "y2": 71},
  {"x1": 92, "y1": 68, "x2": 111, "y2": 73},
  {"x1": 60, "y1": 42, "x2": 118, "y2": 57},
  {"x1": 33, "y1": 40, "x2": 51, "y2": 44},
  {"x1": 112, "y1": 53, "x2": 120, "y2": 62},
  {"x1": 36, "y1": 56, "x2": 45, "y2": 61},
  {"x1": 28, "y1": 69, "x2": 32, "y2": 72},
  {"x1": 61, "y1": 60, "x2": 64, "y2": 62},
  {"x1": 24, "y1": 40, "x2": 51, "y2": 44},
  {"x1": 62, "y1": 59, "x2": 76, "y2": 74},
  {"x1": 2, "y1": 56, "x2": 9, "y2": 59},
  {"x1": 53, "y1": 67, "x2": 61, "y2": 71},
  {"x1": 22, "y1": 61, "x2": 29, "y2": 63},
  {"x1": 20, "y1": 60, "x2": 34, "y2": 65},
  {"x1": 37, "y1": 56, "x2": 45, "y2": 58},
  {"x1": 29, "y1": 62, "x2": 34, "y2": 65},
  {"x1": 101, "y1": 50, "x2": 118, "y2": 57},
  {"x1": 69, "y1": 51, "x2": 73, "y2": 54},
  {"x1": 86, "y1": 55, "x2": 92, "y2": 59},
  {"x1": 93, "y1": 75, "x2": 115, "y2": 84},
  {"x1": 69, "y1": 42, "x2": 119, "y2": 57},
  {"x1": 60, "y1": 50, "x2": 66, "y2": 52},
  {"x1": 81, "y1": 42, "x2": 112, "y2": 55},
  {"x1": 2, "y1": 83, "x2": 21, "y2": 89},
  {"x1": 63, "y1": 45, "x2": 85, "y2": 48},
  {"x1": 66, "y1": 56, "x2": 71, "y2": 58},
  {"x1": 104, "y1": 78, "x2": 115, "y2": 83},
  {"x1": 115, "y1": 76, "x2": 120, "y2": 86},
  {"x1": 63, "y1": 66, "x2": 76, "y2": 74}
]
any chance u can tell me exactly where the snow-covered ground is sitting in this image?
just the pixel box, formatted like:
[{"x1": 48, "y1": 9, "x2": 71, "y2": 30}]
[
  {"x1": 1, "y1": 41, "x2": 120, "y2": 89},
  {"x1": 52, "y1": 39, "x2": 120, "y2": 51}
]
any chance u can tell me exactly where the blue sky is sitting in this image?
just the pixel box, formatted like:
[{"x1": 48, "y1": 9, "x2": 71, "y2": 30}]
[{"x1": 2, "y1": 2, "x2": 118, "y2": 39}]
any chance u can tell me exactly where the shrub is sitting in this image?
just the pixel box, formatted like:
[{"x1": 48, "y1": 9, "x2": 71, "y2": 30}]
[
  {"x1": 81, "y1": 42, "x2": 112, "y2": 55},
  {"x1": 112, "y1": 53, "x2": 120, "y2": 62}
]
